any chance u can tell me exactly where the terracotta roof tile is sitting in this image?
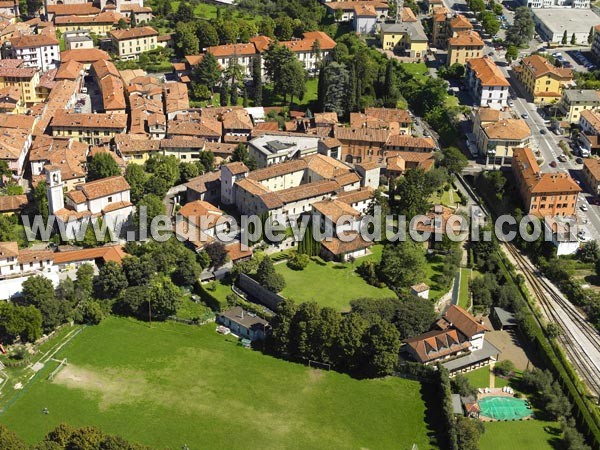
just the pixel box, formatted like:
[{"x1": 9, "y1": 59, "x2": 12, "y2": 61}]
[
  {"x1": 110, "y1": 26, "x2": 158, "y2": 40},
  {"x1": 0, "y1": 194, "x2": 27, "y2": 212},
  {"x1": 467, "y1": 57, "x2": 510, "y2": 87}
]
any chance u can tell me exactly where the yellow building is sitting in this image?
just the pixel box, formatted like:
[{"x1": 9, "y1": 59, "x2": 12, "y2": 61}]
[
  {"x1": 558, "y1": 89, "x2": 600, "y2": 124},
  {"x1": 515, "y1": 55, "x2": 573, "y2": 105},
  {"x1": 447, "y1": 31, "x2": 484, "y2": 66},
  {"x1": 110, "y1": 26, "x2": 158, "y2": 60},
  {"x1": 54, "y1": 12, "x2": 125, "y2": 36},
  {"x1": 51, "y1": 112, "x2": 127, "y2": 145},
  {"x1": 381, "y1": 21, "x2": 428, "y2": 59},
  {"x1": 114, "y1": 135, "x2": 161, "y2": 164},
  {"x1": 0, "y1": 59, "x2": 43, "y2": 106}
]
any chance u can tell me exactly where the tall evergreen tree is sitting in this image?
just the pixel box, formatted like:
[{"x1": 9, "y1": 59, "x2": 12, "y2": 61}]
[
  {"x1": 317, "y1": 65, "x2": 327, "y2": 112},
  {"x1": 252, "y1": 56, "x2": 263, "y2": 106},
  {"x1": 193, "y1": 52, "x2": 221, "y2": 93},
  {"x1": 219, "y1": 82, "x2": 229, "y2": 106}
]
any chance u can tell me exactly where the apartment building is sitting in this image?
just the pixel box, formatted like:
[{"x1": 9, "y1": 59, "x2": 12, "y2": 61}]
[
  {"x1": 9, "y1": 34, "x2": 60, "y2": 72},
  {"x1": 558, "y1": 89, "x2": 600, "y2": 123},
  {"x1": 325, "y1": 1, "x2": 389, "y2": 34},
  {"x1": 90, "y1": 59, "x2": 126, "y2": 113},
  {"x1": 447, "y1": 31, "x2": 484, "y2": 66},
  {"x1": 515, "y1": 54, "x2": 573, "y2": 104},
  {"x1": 472, "y1": 108, "x2": 531, "y2": 165},
  {"x1": 465, "y1": 57, "x2": 510, "y2": 109},
  {"x1": 512, "y1": 147, "x2": 580, "y2": 217},
  {"x1": 0, "y1": 0, "x2": 19, "y2": 18},
  {"x1": 54, "y1": 12, "x2": 125, "y2": 36},
  {"x1": 432, "y1": 11, "x2": 472, "y2": 50},
  {"x1": 521, "y1": 0, "x2": 589, "y2": 8},
  {"x1": 248, "y1": 133, "x2": 321, "y2": 168},
  {"x1": 380, "y1": 20, "x2": 429, "y2": 59},
  {"x1": 110, "y1": 26, "x2": 158, "y2": 60},
  {"x1": 593, "y1": 24, "x2": 600, "y2": 62},
  {"x1": 582, "y1": 158, "x2": 600, "y2": 195},
  {"x1": 0, "y1": 242, "x2": 57, "y2": 299},
  {"x1": 51, "y1": 112, "x2": 127, "y2": 145}
]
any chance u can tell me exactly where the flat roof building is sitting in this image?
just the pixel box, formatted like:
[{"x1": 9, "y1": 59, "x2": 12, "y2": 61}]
[{"x1": 533, "y1": 9, "x2": 600, "y2": 44}]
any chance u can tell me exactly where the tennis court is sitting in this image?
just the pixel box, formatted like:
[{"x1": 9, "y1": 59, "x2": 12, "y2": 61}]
[{"x1": 479, "y1": 396, "x2": 533, "y2": 421}]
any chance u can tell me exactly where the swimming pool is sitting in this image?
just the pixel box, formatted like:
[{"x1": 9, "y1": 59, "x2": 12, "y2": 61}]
[{"x1": 479, "y1": 396, "x2": 533, "y2": 420}]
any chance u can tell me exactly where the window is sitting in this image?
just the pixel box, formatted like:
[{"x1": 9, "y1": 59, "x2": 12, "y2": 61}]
[{"x1": 108, "y1": 196, "x2": 113, "y2": 202}]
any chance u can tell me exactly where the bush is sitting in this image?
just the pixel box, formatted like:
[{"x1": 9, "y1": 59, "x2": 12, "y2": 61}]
[
  {"x1": 10, "y1": 345, "x2": 27, "y2": 360},
  {"x1": 494, "y1": 359, "x2": 515, "y2": 377},
  {"x1": 286, "y1": 252, "x2": 310, "y2": 271}
]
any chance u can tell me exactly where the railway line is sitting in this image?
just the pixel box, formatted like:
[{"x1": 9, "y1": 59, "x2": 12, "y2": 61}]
[{"x1": 504, "y1": 243, "x2": 600, "y2": 398}]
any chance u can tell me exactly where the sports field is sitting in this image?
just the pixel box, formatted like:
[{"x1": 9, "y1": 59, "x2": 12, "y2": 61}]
[{"x1": 1, "y1": 317, "x2": 436, "y2": 450}]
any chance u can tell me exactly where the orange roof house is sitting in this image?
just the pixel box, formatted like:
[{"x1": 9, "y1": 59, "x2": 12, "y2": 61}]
[{"x1": 511, "y1": 147, "x2": 581, "y2": 217}]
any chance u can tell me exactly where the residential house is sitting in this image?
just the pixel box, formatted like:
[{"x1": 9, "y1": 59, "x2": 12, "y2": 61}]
[
  {"x1": 185, "y1": 171, "x2": 221, "y2": 204},
  {"x1": 248, "y1": 133, "x2": 321, "y2": 167},
  {"x1": 217, "y1": 307, "x2": 269, "y2": 341},
  {"x1": 512, "y1": 146, "x2": 581, "y2": 217},
  {"x1": 55, "y1": 12, "x2": 127, "y2": 36},
  {"x1": 515, "y1": 54, "x2": 573, "y2": 104},
  {"x1": 8, "y1": 33, "x2": 60, "y2": 72},
  {"x1": 0, "y1": 59, "x2": 43, "y2": 105},
  {"x1": 385, "y1": 151, "x2": 436, "y2": 178},
  {"x1": 581, "y1": 157, "x2": 600, "y2": 195},
  {"x1": 0, "y1": 0, "x2": 19, "y2": 19},
  {"x1": 51, "y1": 112, "x2": 127, "y2": 145},
  {"x1": 29, "y1": 136, "x2": 88, "y2": 190},
  {"x1": 593, "y1": 24, "x2": 600, "y2": 62},
  {"x1": 114, "y1": 134, "x2": 161, "y2": 164},
  {"x1": 0, "y1": 242, "x2": 58, "y2": 299},
  {"x1": 46, "y1": 3, "x2": 100, "y2": 22},
  {"x1": 447, "y1": 31, "x2": 484, "y2": 66},
  {"x1": 325, "y1": 1, "x2": 389, "y2": 35},
  {"x1": 63, "y1": 30, "x2": 94, "y2": 50},
  {"x1": 380, "y1": 20, "x2": 428, "y2": 59},
  {"x1": 163, "y1": 81, "x2": 189, "y2": 120},
  {"x1": 60, "y1": 48, "x2": 111, "y2": 69},
  {"x1": 578, "y1": 109, "x2": 600, "y2": 156},
  {"x1": 558, "y1": 89, "x2": 600, "y2": 124},
  {"x1": 320, "y1": 231, "x2": 372, "y2": 261},
  {"x1": 91, "y1": 59, "x2": 126, "y2": 113},
  {"x1": 472, "y1": 108, "x2": 531, "y2": 164},
  {"x1": 404, "y1": 305, "x2": 499, "y2": 375},
  {"x1": 176, "y1": 199, "x2": 231, "y2": 250},
  {"x1": 0, "y1": 194, "x2": 27, "y2": 215},
  {"x1": 465, "y1": 57, "x2": 510, "y2": 109},
  {"x1": 110, "y1": 26, "x2": 158, "y2": 60}
]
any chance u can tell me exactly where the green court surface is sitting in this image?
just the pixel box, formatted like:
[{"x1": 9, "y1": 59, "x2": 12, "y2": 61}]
[{"x1": 479, "y1": 396, "x2": 533, "y2": 421}]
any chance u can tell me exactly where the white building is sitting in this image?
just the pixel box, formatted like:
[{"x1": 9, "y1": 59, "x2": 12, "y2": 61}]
[
  {"x1": 0, "y1": 242, "x2": 59, "y2": 299},
  {"x1": 533, "y1": 9, "x2": 600, "y2": 43},
  {"x1": 46, "y1": 169, "x2": 133, "y2": 240},
  {"x1": 465, "y1": 57, "x2": 509, "y2": 109},
  {"x1": 9, "y1": 34, "x2": 60, "y2": 72},
  {"x1": 249, "y1": 133, "x2": 321, "y2": 168}
]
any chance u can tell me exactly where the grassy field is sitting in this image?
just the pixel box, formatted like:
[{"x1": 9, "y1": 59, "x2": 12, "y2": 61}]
[
  {"x1": 458, "y1": 268, "x2": 471, "y2": 310},
  {"x1": 276, "y1": 248, "x2": 395, "y2": 310},
  {"x1": 463, "y1": 367, "x2": 491, "y2": 389},
  {"x1": 1, "y1": 317, "x2": 435, "y2": 450},
  {"x1": 423, "y1": 255, "x2": 449, "y2": 300},
  {"x1": 399, "y1": 62, "x2": 429, "y2": 82},
  {"x1": 430, "y1": 186, "x2": 460, "y2": 208},
  {"x1": 481, "y1": 420, "x2": 561, "y2": 450}
]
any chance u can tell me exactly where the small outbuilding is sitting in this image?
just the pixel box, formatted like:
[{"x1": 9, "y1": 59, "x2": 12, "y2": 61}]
[
  {"x1": 490, "y1": 307, "x2": 517, "y2": 331},
  {"x1": 411, "y1": 283, "x2": 430, "y2": 299},
  {"x1": 217, "y1": 306, "x2": 270, "y2": 341}
]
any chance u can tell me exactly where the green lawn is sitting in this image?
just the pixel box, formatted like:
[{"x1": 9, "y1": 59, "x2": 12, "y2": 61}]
[
  {"x1": 399, "y1": 62, "x2": 429, "y2": 82},
  {"x1": 480, "y1": 420, "x2": 561, "y2": 450},
  {"x1": 263, "y1": 78, "x2": 319, "y2": 109},
  {"x1": 458, "y1": 268, "x2": 471, "y2": 310},
  {"x1": 275, "y1": 247, "x2": 395, "y2": 311},
  {"x1": 175, "y1": 297, "x2": 213, "y2": 321},
  {"x1": 431, "y1": 187, "x2": 460, "y2": 208},
  {"x1": 0, "y1": 317, "x2": 436, "y2": 450},
  {"x1": 463, "y1": 367, "x2": 491, "y2": 389},
  {"x1": 424, "y1": 255, "x2": 449, "y2": 300}
]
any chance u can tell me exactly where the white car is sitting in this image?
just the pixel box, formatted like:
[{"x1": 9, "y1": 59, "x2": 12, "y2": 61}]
[{"x1": 580, "y1": 204, "x2": 589, "y2": 212}]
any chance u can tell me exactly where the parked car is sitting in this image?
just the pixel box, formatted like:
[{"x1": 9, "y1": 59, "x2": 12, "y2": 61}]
[
  {"x1": 558, "y1": 154, "x2": 567, "y2": 162},
  {"x1": 576, "y1": 157, "x2": 584, "y2": 164},
  {"x1": 540, "y1": 128, "x2": 547, "y2": 134},
  {"x1": 580, "y1": 204, "x2": 589, "y2": 212},
  {"x1": 521, "y1": 113, "x2": 529, "y2": 119},
  {"x1": 549, "y1": 161, "x2": 557, "y2": 168}
]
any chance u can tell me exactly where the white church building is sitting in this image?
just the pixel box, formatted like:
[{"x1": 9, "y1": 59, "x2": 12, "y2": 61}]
[{"x1": 46, "y1": 167, "x2": 133, "y2": 240}]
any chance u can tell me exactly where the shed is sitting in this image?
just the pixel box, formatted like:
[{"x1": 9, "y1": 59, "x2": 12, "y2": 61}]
[
  {"x1": 410, "y1": 283, "x2": 430, "y2": 299},
  {"x1": 490, "y1": 307, "x2": 517, "y2": 330}
]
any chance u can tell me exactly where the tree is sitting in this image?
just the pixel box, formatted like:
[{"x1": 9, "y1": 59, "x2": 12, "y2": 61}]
[
  {"x1": 179, "y1": 162, "x2": 200, "y2": 183},
  {"x1": 323, "y1": 62, "x2": 349, "y2": 117},
  {"x1": 506, "y1": 45, "x2": 518, "y2": 63},
  {"x1": 485, "y1": 170, "x2": 506, "y2": 193},
  {"x1": 562, "y1": 30, "x2": 568, "y2": 45},
  {"x1": 494, "y1": 359, "x2": 515, "y2": 377},
  {"x1": 579, "y1": 240, "x2": 600, "y2": 263},
  {"x1": 588, "y1": 26, "x2": 595, "y2": 45},
  {"x1": 205, "y1": 241, "x2": 228, "y2": 268},
  {"x1": 148, "y1": 275, "x2": 181, "y2": 320},
  {"x1": 440, "y1": 146, "x2": 468, "y2": 174},
  {"x1": 392, "y1": 168, "x2": 435, "y2": 216},
  {"x1": 287, "y1": 252, "x2": 310, "y2": 270},
  {"x1": 95, "y1": 261, "x2": 128, "y2": 299},
  {"x1": 506, "y1": 7, "x2": 534, "y2": 47},
  {"x1": 171, "y1": 251, "x2": 201, "y2": 286},
  {"x1": 75, "y1": 263, "x2": 95, "y2": 299},
  {"x1": 546, "y1": 322, "x2": 562, "y2": 338},
  {"x1": 571, "y1": 33, "x2": 577, "y2": 45},
  {"x1": 20, "y1": 275, "x2": 66, "y2": 331},
  {"x1": 379, "y1": 242, "x2": 426, "y2": 292},
  {"x1": 175, "y1": 2, "x2": 194, "y2": 22},
  {"x1": 175, "y1": 22, "x2": 199, "y2": 57},
  {"x1": 256, "y1": 255, "x2": 286, "y2": 293},
  {"x1": 456, "y1": 416, "x2": 484, "y2": 450},
  {"x1": 360, "y1": 320, "x2": 401, "y2": 377},
  {"x1": 122, "y1": 255, "x2": 156, "y2": 286},
  {"x1": 0, "y1": 303, "x2": 43, "y2": 343},
  {"x1": 481, "y1": 11, "x2": 500, "y2": 36},
  {"x1": 252, "y1": 56, "x2": 263, "y2": 106},
  {"x1": 259, "y1": 17, "x2": 276, "y2": 38},
  {"x1": 134, "y1": 194, "x2": 165, "y2": 230},
  {"x1": 452, "y1": 374, "x2": 477, "y2": 397},
  {"x1": 117, "y1": 18, "x2": 128, "y2": 30},
  {"x1": 0, "y1": 424, "x2": 27, "y2": 450},
  {"x1": 267, "y1": 299, "x2": 297, "y2": 355},
  {"x1": 196, "y1": 21, "x2": 219, "y2": 49},
  {"x1": 124, "y1": 163, "x2": 148, "y2": 204},
  {"x1": 129, "y1": 10, "x2": 136, "y2": 27},
  {"x1": 274, "y1": 16, "x2": 294, "y2": 40},
  {"x1": 264, "y1": 43, "x2": 306, "y2": 103},
  {"x1": 87, "y1": 153, "x2": 120, "y2": 181},
  {"x1": 74, "y1": 300, "x2": 104, "y2": 325},
  {"x1": 316, "y1": 65, "x2": 327, "y2": 112},
  {"x1": 145, "y1": 155, "x2": 180, "y2": 186}
]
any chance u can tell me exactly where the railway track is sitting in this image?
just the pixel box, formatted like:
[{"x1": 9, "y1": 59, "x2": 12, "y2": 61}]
[{"x1": 504, "y1": 243, "x2": 600, "y2": 398}]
